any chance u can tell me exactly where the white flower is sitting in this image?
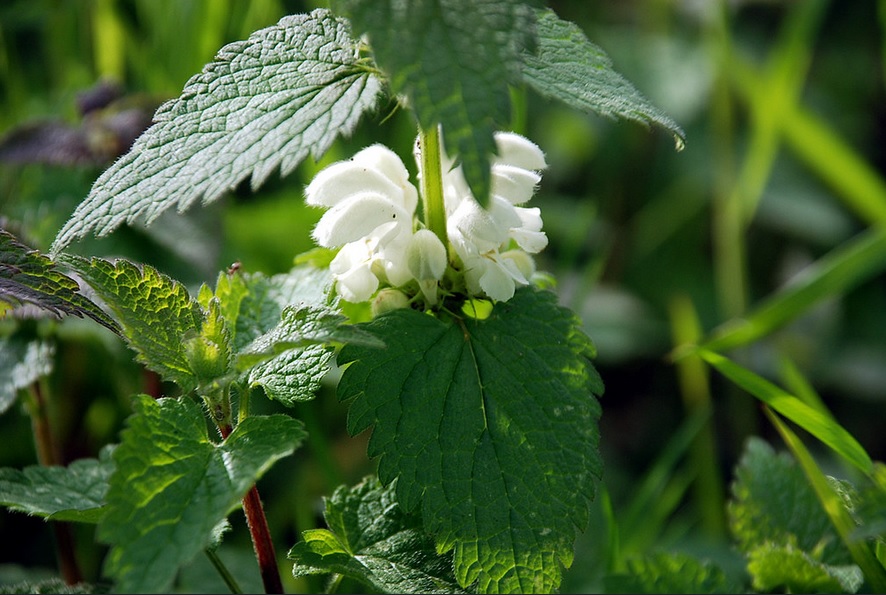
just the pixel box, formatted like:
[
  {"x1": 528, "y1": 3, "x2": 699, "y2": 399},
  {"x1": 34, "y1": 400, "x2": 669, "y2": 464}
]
[{"x1": 407, "y1": 229, "x2": 447, "y2": 305}]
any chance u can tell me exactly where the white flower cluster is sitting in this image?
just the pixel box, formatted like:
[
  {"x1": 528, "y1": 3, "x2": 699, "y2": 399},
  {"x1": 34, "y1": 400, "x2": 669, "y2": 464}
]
[{"x1": 305, "y1": 131, "x2": 547, "y2": 306}]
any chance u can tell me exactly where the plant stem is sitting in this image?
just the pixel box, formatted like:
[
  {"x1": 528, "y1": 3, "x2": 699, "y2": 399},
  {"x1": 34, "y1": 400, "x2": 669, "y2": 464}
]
[
  {"x1": 418, "y1": 125, "x2": 448, "y2": 249},
  {"x1": 205, "y1": 548, "x2": 244, "y2": 594},
  {"x1": 25, "y1": 381, "x2": 84, "y2": 585},
  {"x1": 217, "y1": 422, "x2": 284, "y2": 594}
]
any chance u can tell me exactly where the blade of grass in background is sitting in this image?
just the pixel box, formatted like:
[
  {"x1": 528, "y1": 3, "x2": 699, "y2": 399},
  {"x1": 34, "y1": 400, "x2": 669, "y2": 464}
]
[
  {"x1": 767, "y1": 409, "x2": 886, "y2": 592},
  {"x1": 697, "y1": 348, "x2": 873, "y2": 476},
  {"x1": 700, "y1": 226, "x2": 886, "y2": 353}
]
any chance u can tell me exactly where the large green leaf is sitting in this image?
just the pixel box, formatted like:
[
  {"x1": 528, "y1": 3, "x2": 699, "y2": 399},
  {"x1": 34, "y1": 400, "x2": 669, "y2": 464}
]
[
  {"x1": 337, "y1": 287, "x2": 603, "y2": 593},
  {"x1": 603, "y1": 552, "x2": 738, "y2": 594},
  {"x1": 522, "y1": 9, "x2": 685, "y2": 149},
  {"x1": 0, "y1": 337, "x2": 53, "y2": 414},
  {"x1": 62, "y1": 256, "x2": 204, "y2": 392},
  {"x1": 52, "y1": 9, "x2": 383, "y2": 252},
  {"x1": 99, "y1": 395, "x2": 306, "y2": 593},
  {"x1": 290, "y1": 476, "x2": 467, "y2": 594},
  {"x1": 0, "y1": 445, "x2": 114, "y2": 524},
  {"x1": 0, "y1": 230, "x2": 117, "y2": 331},
  {"x1": 334, "y1": 0, "x2": 535, "y2": 207}
]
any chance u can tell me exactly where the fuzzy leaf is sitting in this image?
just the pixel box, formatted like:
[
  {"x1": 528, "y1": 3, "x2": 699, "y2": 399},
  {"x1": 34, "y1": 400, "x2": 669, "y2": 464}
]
[
  {"x1": 0, "y1": 578, "x2": 99, "y2": 594},
  {"x1": 247, "y1": 344, "x2": 334, "y2": 405},
  {"x1": 0, "y1": 445, "x2": 114, "y2": 524},
  {"x1": 522, "y1": 9, "x2": 685, "y2": 150},
  {"x1": 290, "y1": 476, "x2": 467, "y2": 594},
  {"x1": 52, "y1": 9, "x2": 383, "y2": 252},
  {"x1": 603, "y1": 552, "x2": 737, "y2": 594},
  {"x1": 0, "y1": 230, "x2": 117, "y2": 332},
  {"x1": 729, "y1": 438, "x2": 851, "y2": 566},
  {"x1": 0, "y1": 338, "x2": 53, "y2": 414},
  {"x1": 746, "y1": 542, "x2": 863, "y2": 594},
  {"x1": 337, "y1": 287, "x2": 603, "y2": 593},
  {"x1": 334, "y1": 0, "x2": 536, "y2": 207},
  {"x1": 62, "y1": 256, "x2": 203, "y2": 391},
  {"x1": 99, "y1": 395, "x2": 306, "y2": 594}
]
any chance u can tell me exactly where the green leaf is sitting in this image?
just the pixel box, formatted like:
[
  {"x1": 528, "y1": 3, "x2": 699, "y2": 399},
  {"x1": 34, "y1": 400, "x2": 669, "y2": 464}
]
[
  {"x1": 0, "y1": 445, "x2": 114, "y2": 524},
  {"x1": 0, "y1": 337, "x2": 53, "y2": 414},
  {"x1": 99, "y1": 395, "x2": 306, "y2": 593},
  {"x1": 0, "y1": 230, "x2": 117, "y2": 332},
  {"x1": 337, "y1": 287, "x2": 603, "y2": 593},
  {"x1": 62, "y1": 256, "x2": 203, "y2": 392},
  {"x1": 334, "y1": 0, "x2": 536, "y2": 206},
  {"x1": 290, "y1": 476, "x2": 467, "y2": 594},
  {"x1": 746, "y1": 541, "x2": 863, "y2": 594},
  {"x1": 728, "y1": 437, "x2": 850, "y2": 565},
  {"x1": 603, "y1": 552, "x2": 738, "y2": 594},
  {"x1": 701, "y1": 226, "x2": 886, "y2": 352},
  {"x1": 697, "y1": 348, "x2": 873, "y2": 475},
  {"x1": 247, "y1": 345, "x2": 333, "y2": 405},
  {"x1": 522, "y1": 9, "x2": 685, "y2": 150},
  {"x1": 766, "y1": 410, "x2": 886, "y2": 593},
  {"x1": 0, "y1": 578, "x2": 100, "y2": 594},
  {"x1": 184, "y1": 297, "x2": 234, "y2": 389},
  {"x1": 51, "y1": 9, "x2": 383, "y2": 251}
]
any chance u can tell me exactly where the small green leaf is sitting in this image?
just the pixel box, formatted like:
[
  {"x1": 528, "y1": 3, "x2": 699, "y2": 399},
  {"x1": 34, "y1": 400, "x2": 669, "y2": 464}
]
[
  {"x1": 247, "y1": 345, "x2": 333, "y2": 405},
  {"x1": 337, "y1": 287, "x2": 603, "y2": 594},
  {"x1": 335, "y1": 0, "x2": 536, "y2": 206},
  {"x1": 0, "y1": 230, "x2": 117, "y2": 332},
  {"x1": 0, "y1": 337, "x2": 53, "y2": 414},
  {"x1": 99, "y1": 395, "x2": 306, "y2": 593},
  {"x1": 746, "y1": 541, "x2": 863, "y2": 594},
  {"x1": 603, "y1": 552, "x2": 738, "y2": 594},
  {"x1": 52, "y1": 9, "x2": 383, "y2": 251},
  {"x1": 62, "y1": 256, "x2": 203, "y2": 391},
  {"x1": 522, "y1": 9, "x2": 685, "y2": 150},
  {"x1": 698, "y1": 348, "x2": 873, "y2": 475},
  {"x1": 728, "y1": 437, "x2": 849, "y2": 565},
  {"x1": 184, "y1": 297, "x2": 234, "y2": 388},
  {"x1": 290, "y1": 476, "x2": 467, "y2": 594},
  {"x1": 0, "y1": 445, "x2": 114, "y2": 524}
]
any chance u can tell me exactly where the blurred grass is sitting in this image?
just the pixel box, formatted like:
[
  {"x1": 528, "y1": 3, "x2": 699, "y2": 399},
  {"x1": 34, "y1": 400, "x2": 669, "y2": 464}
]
[{"x1": 2, "y1": 0, "x2": 886, "y2": 591}]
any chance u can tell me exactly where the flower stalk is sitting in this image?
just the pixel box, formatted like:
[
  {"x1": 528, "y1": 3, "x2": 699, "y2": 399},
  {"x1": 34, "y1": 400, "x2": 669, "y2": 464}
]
[{"x1": 418, "y1": 125, "x2": 448, "y2": 250}]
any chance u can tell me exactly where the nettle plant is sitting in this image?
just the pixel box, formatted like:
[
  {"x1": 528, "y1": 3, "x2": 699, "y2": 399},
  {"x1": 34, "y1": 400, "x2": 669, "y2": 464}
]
[{"x1": 2, "y1": 2, "x2": 880, "y2": 594}]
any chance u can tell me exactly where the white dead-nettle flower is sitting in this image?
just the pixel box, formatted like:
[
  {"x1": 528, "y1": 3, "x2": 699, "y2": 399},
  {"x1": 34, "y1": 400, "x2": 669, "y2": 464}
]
[{"x1": 305, "y1": 132, "x2": 548, "y2": 305}]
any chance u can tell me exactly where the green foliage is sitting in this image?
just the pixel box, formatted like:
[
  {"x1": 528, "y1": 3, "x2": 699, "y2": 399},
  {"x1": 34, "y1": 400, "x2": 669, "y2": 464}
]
[
  {"x1": 729, "y1": 438, "x2": 857, "y2": 592},
  {"x1": 98, "y1": 395, "x2": 306, "y2": 593},
  {"x1": 0, "y1": 445, "x2": 114, "y2": 524},
  {"x1": 290, "y1": 476, "x2": 467, "y2": 594},
  {"x1": 0, "y1": 230, "x2": 117, "y2": 332},
  {"x1": 603, "y1": 552, "x2": 738, "y2": 594},
  {"x1": 0, "y1": 338, "x2": 53, "y2": 414},
  {"x1": 51, "y1": 9, "x2": 383, "y2": 252},
  {"x1": 522, "y1": 9, "x2": 685, "y2": 150},
  {"x1": 337, "y1": 287, "x2": 603, "y2": 593},
  {"x1": 0, "y1": 578, "x2": 100, "y2": 594},
  {"x1": 62, "y1": 256, "x2": 206, "y2": 391}
]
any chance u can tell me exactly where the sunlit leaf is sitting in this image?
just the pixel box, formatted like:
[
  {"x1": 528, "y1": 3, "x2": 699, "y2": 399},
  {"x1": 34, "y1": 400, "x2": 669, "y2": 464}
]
[{"x1": 337, "y1": 287, "x2": 603, "y2": 593}]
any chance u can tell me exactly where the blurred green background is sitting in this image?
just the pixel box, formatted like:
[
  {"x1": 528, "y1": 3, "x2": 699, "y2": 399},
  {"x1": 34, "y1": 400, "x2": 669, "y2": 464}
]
[{"x1": 2, "y1": 0, "x2": 886, "y2": 592}]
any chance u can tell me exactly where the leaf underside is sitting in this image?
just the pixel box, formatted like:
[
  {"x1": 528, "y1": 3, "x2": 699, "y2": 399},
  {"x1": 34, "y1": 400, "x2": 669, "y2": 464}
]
[
  {"x1": 337, "y1": 287, "x2": 603, "y2": 594},
  {"x1": 52, "y1": 9, "x2": 383, "y2": 252}
]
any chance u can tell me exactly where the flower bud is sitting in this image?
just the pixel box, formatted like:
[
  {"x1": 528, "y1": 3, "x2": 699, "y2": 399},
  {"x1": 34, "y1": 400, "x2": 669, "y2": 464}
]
[{"x1": 371, "y1": 288, "x2": 410, "y2": 316}]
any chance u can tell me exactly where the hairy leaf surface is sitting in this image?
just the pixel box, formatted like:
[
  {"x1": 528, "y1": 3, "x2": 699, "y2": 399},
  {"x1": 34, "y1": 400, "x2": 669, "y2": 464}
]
[
  {"x1": 522, "y1": 9, "x2": 685, "y2": 149},
  {"x1": 337, "y1": 287, "x2": 603, "y2": 593},
  {"x1": 52, "y1": 9, "x2": 382, "y2": 251},
  {"x1": 335, "y1": 0, "x2": 536, "y2": 206},
  {"x1": 0, "y1": 230, "x2": 117, "y2": 331},
  {"x1": 0, "y1": 445, "x2": 114, "y2": 524},
  {"x1": 99, "y1": 395, "x2": 306, "y2": 593},
  {"x1": 63, "y1": 256, "x2": 204, "y2": 391},
  {"x1": 0, "y1": 338, "x2": 54, "y2": 414},
  {"x1": 290, "y1": 476, "x2": 466, "y2": 594}
]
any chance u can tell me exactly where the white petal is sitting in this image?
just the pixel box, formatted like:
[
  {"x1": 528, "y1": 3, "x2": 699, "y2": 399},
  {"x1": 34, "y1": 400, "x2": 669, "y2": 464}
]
[
  {"x1": 407, "y1": 229, "x2": 447, "y2": 281},
  {"x1": 334, "y1": 265, "x2": 379, "y2": 303},
  {"x1": 353, "y1": 144, "x2": 419, "y2": 214},
  {"x1": 491, "y1": 164, "x2": 541, "y2": 205},
  {"x1": 493, "y1": 132, "x2": 547, "y2": 170},
  {"x1": 312, "y1": 192, "x2": 410, "y2": 247},
  {"x1": 478, "y1": 259, "x2": 518, "y2": 302},
  {"x1": 501, "y1": 249, "x2": 536, "y2": 280}
]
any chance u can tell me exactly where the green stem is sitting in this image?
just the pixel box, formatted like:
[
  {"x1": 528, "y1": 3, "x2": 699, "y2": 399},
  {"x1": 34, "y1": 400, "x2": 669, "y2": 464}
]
[
  {"x1": 418, "y1": 125, "x2": 448, "y2": 249},
  {"x1": 205, "y1": 548, "x2": 244, "y2": 594}
]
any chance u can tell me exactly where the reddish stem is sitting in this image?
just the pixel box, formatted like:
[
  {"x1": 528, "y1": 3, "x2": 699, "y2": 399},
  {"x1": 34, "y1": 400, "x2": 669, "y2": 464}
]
[{"x1": 218, "y1": 423, "x2": 284, "y2": 594}]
